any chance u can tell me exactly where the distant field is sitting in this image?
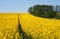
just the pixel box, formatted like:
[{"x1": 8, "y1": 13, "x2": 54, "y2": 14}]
[{"x1": 0, "y1": 13, "x2": 60, "y2": 39}]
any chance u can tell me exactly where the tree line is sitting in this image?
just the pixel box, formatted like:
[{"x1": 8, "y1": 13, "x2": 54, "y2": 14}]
[{"x1": 28, "y1": 4, "x2": 60, "y2": 19}]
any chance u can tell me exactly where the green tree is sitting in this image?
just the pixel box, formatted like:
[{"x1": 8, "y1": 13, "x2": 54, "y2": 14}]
[{"x1": 28, "y1": 4, "x2": 56, "y2": 18}]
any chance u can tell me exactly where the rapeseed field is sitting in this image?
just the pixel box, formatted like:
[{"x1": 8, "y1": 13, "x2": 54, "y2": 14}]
[
  {"x1": 0, "y1": 13, "x2": 21, "y2": 39},
  {"x1": 0, "y1": 13, "x2": 60, "y2": 39},
  {"x1": 20, "y1": 13, "x2": 60, "y2": 39}
]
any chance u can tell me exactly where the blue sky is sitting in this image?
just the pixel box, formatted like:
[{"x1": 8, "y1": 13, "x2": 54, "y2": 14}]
[{"x1": 0, "y1": 0, "x2": 60, "y2": 12}]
